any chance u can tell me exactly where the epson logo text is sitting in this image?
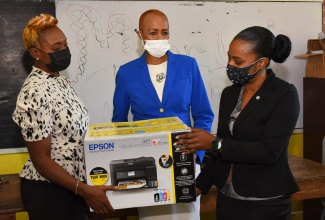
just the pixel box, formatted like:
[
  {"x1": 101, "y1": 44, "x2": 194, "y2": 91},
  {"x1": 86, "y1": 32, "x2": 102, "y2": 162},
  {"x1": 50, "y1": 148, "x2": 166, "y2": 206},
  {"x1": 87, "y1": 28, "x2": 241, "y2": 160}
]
[{"x1": 89, "y1": 143, "x2": 115, "y2": 150}]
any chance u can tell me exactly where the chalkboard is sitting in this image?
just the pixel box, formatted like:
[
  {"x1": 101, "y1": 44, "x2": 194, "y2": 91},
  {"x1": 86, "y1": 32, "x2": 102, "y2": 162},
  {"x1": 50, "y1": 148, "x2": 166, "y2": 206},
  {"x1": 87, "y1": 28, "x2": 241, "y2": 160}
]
[
  {"x1": 56, "y1": 1, "x2": 321, "y2": 134},
  {"x1": 0, "y1": 0, "x2": 55, "y2": 153}
]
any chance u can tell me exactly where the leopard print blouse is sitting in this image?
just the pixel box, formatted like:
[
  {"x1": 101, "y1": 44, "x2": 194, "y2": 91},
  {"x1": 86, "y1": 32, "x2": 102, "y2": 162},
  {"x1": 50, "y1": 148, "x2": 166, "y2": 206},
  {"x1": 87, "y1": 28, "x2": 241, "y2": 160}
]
[{"x1": 12, "y1": 66, "x2": 89, "y2": 182}]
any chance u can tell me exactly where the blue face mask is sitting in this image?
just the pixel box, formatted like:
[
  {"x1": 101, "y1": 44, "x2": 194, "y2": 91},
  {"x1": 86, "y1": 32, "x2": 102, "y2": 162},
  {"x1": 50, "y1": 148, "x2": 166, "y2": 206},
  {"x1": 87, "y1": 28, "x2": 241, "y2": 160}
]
[{"x1": 226, "y1": 58, "x2": 262, "y2": 84}]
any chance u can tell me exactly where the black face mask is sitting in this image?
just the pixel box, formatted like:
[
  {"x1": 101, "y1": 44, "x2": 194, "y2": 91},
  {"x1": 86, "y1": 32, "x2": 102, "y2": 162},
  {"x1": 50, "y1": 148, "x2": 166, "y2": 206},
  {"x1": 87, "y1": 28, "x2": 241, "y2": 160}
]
[
  {"x1": 36, "y1": 47, "x2": 71, "y2": 72},
  {"x1": 226, "y1": 58, "x2": 262, "y2": 85}
]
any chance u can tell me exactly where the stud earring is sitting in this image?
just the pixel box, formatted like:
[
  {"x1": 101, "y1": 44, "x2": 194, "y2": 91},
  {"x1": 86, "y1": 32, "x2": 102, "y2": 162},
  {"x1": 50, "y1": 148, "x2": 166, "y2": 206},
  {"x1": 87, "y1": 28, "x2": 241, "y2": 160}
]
[{"x1": 36, "y1": 58, "x2": 39, "y2": 60}]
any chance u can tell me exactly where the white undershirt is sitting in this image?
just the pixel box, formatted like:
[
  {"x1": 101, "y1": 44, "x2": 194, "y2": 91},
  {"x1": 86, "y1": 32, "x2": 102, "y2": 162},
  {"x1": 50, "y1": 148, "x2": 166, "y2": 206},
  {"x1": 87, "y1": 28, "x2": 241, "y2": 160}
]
[{"x1": 147, "y1": 61, "x2": 167, "y2": 102}]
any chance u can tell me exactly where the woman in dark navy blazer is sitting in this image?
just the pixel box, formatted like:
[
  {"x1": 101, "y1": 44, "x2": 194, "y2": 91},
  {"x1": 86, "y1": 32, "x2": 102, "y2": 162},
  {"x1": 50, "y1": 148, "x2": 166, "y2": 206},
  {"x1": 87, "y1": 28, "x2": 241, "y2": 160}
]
[{"x1": 175, "y1": 26, "x2": 300, "y2": 220}]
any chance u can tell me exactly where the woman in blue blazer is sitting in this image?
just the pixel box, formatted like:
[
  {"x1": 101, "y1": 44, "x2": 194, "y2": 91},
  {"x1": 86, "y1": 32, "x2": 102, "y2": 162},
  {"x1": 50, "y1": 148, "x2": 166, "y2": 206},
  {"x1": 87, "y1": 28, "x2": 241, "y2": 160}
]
[
  {"x1": 112, "y1": 9, "x2": 214, "y2": 220},
  {"x1": 175, "y1": 26, "x2": 300, "y2": 220},
  {"x1": 112, "y1": 50, "x2": 213, "y2": 137}
]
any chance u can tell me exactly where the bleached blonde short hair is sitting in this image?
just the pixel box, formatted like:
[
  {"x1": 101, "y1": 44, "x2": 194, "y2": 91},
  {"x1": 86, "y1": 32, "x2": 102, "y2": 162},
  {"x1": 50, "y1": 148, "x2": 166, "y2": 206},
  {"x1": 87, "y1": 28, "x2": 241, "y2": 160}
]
[{"x1": 22, "y1": 13, "x2": 58, "y2": 49}]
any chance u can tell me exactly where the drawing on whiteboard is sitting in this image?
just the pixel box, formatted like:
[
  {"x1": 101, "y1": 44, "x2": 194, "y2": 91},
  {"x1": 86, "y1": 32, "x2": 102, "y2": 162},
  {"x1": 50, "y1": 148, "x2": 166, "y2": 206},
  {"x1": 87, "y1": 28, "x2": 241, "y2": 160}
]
[
  {"x1": 266, "y1": 18, "x2": 288, "y2": 36},
  {"x1": 171, "y1": 43, "x2": 205, "y2": 56},
  {"x1": 214, "y1": 31, "x2": 228, "y2": 66},
  {"x1": 66, "y1": 4, "x2": 135, "y2": 82}
]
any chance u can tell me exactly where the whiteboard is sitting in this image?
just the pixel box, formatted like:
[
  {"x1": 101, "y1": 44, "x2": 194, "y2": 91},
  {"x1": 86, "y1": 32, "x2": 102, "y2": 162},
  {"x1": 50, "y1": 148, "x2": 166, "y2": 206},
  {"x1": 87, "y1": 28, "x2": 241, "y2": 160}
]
[{"x1": 56, "y1": 1, "x2": 322, "y2": 133}]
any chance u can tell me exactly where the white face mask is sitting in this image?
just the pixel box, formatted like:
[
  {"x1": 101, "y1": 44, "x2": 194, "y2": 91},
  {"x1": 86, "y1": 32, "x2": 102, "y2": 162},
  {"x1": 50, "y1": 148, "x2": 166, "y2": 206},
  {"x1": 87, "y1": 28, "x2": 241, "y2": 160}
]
[{"x1": 143, "y1": 40, "x2": 170, "y2": 58}]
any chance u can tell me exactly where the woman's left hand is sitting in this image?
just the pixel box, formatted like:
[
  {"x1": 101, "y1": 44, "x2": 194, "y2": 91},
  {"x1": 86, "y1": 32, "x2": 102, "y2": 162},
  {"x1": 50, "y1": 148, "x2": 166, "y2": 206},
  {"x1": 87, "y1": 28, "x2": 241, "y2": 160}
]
[
  {"x1": 196, "y1": 187, "x2": 202, "y2": 197},
  {"x1": 174, "y1": 128, "x2": 216, "y2": 154}
]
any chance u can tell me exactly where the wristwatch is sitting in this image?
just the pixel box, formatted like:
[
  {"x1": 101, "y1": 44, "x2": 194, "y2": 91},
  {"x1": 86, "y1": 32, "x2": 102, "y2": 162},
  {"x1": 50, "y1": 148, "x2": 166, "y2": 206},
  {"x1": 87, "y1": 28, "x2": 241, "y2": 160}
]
[{"x1": 211, "y1": 137, "x2": 222, "y2": 153}]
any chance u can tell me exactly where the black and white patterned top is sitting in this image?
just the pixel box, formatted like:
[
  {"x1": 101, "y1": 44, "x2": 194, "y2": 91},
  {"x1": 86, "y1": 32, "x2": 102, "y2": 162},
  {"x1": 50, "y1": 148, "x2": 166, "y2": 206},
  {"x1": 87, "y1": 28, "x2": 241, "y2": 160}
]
[{"x1": 12, "y1": 66, "x2": 89, "y2": 182}]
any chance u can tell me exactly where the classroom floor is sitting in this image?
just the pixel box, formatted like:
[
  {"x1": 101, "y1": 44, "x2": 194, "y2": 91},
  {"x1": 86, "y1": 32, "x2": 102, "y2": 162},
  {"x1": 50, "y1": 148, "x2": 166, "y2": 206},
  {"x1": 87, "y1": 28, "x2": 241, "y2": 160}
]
[
  {"x1": 108, "y1": 212, "x2": 303, "y2": 220},
  {"x1": 17, "y1": 211, "x2": 304, "y2": 220}
]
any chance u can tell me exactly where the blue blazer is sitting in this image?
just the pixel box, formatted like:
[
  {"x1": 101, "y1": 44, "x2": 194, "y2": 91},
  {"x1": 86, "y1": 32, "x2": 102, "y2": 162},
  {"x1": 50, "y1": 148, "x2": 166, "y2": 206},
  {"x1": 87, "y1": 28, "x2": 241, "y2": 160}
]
[
  {"x1": 112, "y1": 51, "x2": 214, "y2": 164},
  {"x1": 196, "y1": 69, "x2": 300, "y2": 197}
]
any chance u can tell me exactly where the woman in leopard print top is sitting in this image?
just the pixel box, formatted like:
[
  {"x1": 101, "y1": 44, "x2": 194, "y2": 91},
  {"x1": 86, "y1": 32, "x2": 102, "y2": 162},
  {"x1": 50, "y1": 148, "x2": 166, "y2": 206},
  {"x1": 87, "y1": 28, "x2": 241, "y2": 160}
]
[{"x1": 12, "y1": 14, "x2": 116, "y2": 220}]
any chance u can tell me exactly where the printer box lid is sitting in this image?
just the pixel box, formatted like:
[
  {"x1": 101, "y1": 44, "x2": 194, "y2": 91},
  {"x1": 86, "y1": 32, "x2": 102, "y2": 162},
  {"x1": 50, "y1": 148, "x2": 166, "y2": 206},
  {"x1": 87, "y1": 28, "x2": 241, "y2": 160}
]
[{"x1": 85, "y1": 117, "x2": 190, "y2": 139}]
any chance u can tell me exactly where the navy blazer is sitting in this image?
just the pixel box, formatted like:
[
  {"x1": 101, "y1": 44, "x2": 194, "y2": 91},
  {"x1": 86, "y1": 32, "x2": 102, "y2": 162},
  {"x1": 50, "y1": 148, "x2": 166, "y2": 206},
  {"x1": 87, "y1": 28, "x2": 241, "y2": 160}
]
[
  {"x1": 112, "y1": 51, "x2": 214, "y2": 163},
  {"x1": 197, "y1": 69, "x2": 300, "y2": 198}
]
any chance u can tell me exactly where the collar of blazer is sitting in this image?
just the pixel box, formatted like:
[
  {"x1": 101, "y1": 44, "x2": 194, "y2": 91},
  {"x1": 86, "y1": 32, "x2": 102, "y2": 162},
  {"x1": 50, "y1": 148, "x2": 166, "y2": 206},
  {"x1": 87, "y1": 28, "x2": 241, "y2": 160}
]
[
  {"x1": 137, "y1": 51, "x2": 177, "y2": 104},
  {"x1": 230, "y1": 69, "x2": 277, "y2": 125}
]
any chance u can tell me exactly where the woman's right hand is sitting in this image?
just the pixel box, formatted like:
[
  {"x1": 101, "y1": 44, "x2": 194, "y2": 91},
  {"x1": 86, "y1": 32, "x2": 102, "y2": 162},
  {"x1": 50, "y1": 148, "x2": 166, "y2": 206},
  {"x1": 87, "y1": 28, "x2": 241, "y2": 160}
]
[{"x1": 78, "y1": 182, "x2": 118, "y2": 214}]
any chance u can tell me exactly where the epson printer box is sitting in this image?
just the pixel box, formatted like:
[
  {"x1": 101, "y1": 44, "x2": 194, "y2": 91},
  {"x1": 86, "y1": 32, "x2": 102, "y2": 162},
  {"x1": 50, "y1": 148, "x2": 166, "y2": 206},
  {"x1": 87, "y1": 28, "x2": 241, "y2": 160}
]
[{"x1": 84, "y1": 117, "x2": 196, "y2": 209}]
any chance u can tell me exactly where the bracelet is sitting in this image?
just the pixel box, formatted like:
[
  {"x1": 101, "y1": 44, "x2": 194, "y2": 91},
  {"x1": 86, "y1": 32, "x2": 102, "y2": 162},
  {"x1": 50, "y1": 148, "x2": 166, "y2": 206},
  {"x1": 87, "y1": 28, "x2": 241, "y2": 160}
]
[{"x1": 75, "y1": 180, "x2": 80, "y2": 195}]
